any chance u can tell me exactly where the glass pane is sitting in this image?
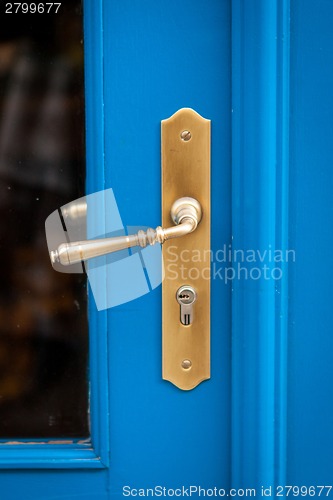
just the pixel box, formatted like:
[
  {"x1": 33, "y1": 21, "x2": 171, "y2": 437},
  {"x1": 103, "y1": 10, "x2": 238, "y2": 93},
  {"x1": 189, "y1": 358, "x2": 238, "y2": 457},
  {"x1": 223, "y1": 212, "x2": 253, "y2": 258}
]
[{"x1": 0, "y1": 1, "x2": 89, "y2": 438}]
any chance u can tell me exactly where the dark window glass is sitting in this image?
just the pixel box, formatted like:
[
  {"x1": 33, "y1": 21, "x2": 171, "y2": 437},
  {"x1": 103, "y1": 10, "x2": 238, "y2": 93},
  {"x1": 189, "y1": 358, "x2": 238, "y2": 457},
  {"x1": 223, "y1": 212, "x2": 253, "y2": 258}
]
[{"x1": 0, "y1": 1, "x2": 89, "y2": 438}]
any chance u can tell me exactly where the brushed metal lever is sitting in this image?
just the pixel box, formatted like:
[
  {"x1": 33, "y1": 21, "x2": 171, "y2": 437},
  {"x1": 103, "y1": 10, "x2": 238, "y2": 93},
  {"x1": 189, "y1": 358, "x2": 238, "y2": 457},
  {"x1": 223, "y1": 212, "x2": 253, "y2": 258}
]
[{"x1": 50, "y1": 197, "x2": 202, "y2": 266}]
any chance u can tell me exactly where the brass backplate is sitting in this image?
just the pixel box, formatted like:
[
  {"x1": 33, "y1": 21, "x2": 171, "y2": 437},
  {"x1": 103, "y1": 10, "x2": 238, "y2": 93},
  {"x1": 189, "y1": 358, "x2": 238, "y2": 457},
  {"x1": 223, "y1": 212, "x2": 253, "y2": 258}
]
[{"x1": 162, "y1": 108, "x2": 210, "y2": 390}]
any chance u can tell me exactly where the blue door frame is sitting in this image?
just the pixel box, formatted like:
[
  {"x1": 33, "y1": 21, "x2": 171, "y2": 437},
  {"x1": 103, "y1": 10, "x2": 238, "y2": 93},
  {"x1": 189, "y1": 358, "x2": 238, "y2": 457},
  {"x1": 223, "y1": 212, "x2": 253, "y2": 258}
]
[
  {"x1": 231, "y1": 0, "x2": 290, "y2": 488},
  {"x1": 0, "y1": 0, "x2": 332, "y2": 498}
]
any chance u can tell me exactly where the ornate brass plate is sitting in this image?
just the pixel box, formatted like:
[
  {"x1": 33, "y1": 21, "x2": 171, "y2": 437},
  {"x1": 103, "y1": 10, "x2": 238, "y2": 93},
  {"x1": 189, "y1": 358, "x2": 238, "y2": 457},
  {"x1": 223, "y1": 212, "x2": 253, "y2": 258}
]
[{"x1": 161, "y1": 108, "x2": 211, "y2": 390}]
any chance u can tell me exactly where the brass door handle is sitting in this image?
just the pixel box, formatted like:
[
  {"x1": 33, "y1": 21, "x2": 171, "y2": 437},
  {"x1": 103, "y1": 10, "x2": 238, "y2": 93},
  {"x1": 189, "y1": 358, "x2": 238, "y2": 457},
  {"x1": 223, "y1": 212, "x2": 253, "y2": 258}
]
[{"x1": 50, "y1": 197, "x2": 202, "y2": 266}]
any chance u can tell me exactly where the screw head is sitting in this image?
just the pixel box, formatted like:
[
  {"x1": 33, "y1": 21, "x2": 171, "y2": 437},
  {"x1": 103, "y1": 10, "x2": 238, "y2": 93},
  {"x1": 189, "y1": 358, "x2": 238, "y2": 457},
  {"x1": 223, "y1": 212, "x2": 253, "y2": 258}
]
[
  {"x1": 180, "y1": 130, "x2": 192, "y2": 142},
  {"x1": 181, "y1": 359, "x2": 192, "y2": 370}
]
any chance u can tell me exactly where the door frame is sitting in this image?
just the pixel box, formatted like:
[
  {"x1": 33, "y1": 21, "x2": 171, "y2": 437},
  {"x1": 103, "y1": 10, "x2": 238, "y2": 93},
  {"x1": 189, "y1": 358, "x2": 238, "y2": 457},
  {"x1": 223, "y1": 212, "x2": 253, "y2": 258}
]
[
  {"x1": 0, "y1": 0, "x2": 109, "y2": 469},
  {"x1": 231, "y1": 0, "x2": 290, "y2": 489}
]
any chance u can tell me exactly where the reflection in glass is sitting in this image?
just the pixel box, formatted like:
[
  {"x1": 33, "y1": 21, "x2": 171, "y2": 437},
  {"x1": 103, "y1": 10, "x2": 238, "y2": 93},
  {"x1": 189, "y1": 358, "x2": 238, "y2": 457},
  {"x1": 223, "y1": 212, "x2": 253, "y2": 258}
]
[{"x1": 0, "y1": 1, "x2": 89, "y2": 438}]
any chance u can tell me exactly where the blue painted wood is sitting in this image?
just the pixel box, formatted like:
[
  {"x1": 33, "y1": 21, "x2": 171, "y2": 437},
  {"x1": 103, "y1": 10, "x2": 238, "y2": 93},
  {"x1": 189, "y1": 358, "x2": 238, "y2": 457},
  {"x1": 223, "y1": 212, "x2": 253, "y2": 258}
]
[
  {"x1": 287, "y1": 0, "x2": 333, "y2": 484},
  {"x1": 84, "y1": 0, "x2": 110, "y2": 468},
  {"x1": 232, "y1": 0, "x2": 333, "y2": 490},
  {"x1": 0, "y1": 0, "x2": 109, "y2": 470},
  {"x1": 231, "y1": 0, "x2": 290, "y2": 490},
  {"x1": 103, "y1": 0, "x2": 231, "y2": 488}
]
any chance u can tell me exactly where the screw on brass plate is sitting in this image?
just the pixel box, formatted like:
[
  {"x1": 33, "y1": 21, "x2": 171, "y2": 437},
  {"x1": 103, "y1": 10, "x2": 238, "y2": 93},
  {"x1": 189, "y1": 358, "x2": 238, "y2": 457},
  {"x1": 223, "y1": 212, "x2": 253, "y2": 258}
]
[
  {"x1": 181, "y1": 359, "x2": 192, "y2": 370},
  {"x1": 180, "y1": 130, "x2": 191, "y2": 142}
]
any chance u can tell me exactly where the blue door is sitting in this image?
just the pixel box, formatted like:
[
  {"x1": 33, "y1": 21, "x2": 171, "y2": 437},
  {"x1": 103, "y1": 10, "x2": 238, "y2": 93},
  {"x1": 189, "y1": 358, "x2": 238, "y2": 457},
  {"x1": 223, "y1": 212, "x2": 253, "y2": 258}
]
[{"x1": 0, "y1": 0, "x2": 332, "y2": 498}]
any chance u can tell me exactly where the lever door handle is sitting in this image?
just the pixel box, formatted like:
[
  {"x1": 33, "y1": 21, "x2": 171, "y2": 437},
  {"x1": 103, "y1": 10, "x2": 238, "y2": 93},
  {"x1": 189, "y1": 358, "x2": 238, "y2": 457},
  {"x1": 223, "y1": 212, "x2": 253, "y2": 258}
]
[{"x1": 50, "y1": 197, "x2": 202, "y2": 266}]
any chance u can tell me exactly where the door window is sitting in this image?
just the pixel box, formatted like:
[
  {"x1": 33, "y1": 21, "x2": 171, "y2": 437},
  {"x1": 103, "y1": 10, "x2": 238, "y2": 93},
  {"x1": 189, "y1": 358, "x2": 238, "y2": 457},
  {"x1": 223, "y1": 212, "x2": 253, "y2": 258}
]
[{"x1": 0, "y1": 0, "x2": 89, "y2": 438}]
